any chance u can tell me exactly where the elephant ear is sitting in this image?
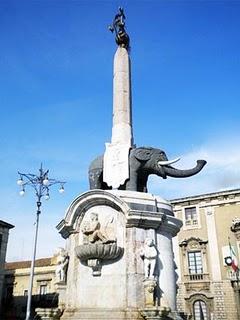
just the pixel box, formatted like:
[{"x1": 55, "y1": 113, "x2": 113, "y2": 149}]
[{"x1": 134, "y1": 148, "x2": 152, "y2": 161}]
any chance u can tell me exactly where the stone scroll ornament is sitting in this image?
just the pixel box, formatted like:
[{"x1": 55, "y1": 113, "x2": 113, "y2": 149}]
[
  {"x1": 231, "y1": 216, "x2": 240, "y2": 234},
  {"x1": 75, "y1": 212, "x2": 123, "y2": 276}
]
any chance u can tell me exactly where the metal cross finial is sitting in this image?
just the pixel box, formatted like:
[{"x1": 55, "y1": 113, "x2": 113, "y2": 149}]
[{"x1": 109, "y1": 7, "x2": 130, "y2": 50}]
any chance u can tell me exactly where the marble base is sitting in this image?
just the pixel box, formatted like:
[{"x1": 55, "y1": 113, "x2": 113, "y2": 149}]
[
  {"x1": 55, "y1": 282, "x2": 67, "y2": 311},
  {"x1": 140, "y1": 307, "x2": 171, "y2": 320},
  {"x1": 140, "y1": 308, "x2": 184, "y2": 320},
  {"x1": 61, "y1": 308, "x2": 142, "y2": 320}
]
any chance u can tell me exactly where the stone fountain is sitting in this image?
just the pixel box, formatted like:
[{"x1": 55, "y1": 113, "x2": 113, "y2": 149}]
[{"x1": 56, "y1": 8, "x2": 206, "y2": 320}]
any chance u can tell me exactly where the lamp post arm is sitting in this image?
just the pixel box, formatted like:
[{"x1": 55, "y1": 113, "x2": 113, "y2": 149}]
[{"x1": 46, "y1": 179, "x2": 66, "y2": 187}]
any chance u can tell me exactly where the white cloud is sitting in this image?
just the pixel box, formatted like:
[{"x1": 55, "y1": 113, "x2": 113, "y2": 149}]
[{"x1": 148, "y1": 136, "x2": 240, "y2": 199}]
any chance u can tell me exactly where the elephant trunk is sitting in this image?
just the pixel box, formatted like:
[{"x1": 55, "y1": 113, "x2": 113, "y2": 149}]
[{"x1": 163, "y1": 160, "x2": 207, "y2": 178}]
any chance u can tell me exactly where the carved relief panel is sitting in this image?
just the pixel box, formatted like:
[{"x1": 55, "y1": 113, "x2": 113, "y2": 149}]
[{"x1": 75, "y1": 206, "x2": 124, "y2": 276}]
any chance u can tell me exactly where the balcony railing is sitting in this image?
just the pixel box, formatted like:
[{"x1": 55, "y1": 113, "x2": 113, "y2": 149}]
[
  {"x1": 185, "y1": 219, "x2": 198, "y2": 226},
  {"x1": 184, "y1": 273, "x2": 210, "y2": 282},
  {"x1": 184, "y1": 273, "x2": 210, "y2": 291},
  {"x1": 227, "y1": 270, "x2": 240, "y2": 282}
]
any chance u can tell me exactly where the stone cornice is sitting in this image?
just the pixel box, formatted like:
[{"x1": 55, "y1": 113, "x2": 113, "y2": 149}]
[
  {"x1": 179, "y1": 237, "x2": 208, "y2": 248},
  {"x1": 0, "y1": 220, "x2": 14, "y2": 229},
  {"x1": 171, "y1": 188, "x2": 240, "y2": 210},
  {"x1": 57, "y1": 190, "x2": 182, "y2": 239},
  {"x1": 126, "y1": 210, "x2": 182, "y2": 235}
]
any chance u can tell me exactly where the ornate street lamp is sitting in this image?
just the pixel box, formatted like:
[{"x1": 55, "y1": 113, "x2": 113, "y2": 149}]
[{"x1": 17, "y1": 164, "x2": 66, "y2": 320}]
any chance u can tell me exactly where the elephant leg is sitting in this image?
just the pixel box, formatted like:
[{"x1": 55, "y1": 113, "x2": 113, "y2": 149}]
[
  {"x1": 137, "y1": 174, "x2": 148, "y2": 193},
  {"x1": 125, "y1": 170, "x2": 138, "y2": 191},
  {"x1": 125, "y1": 170, "x2": 148, "y2": 192}
]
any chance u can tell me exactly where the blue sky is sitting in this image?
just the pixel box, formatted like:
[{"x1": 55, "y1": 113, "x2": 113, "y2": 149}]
[{"x1": 1, "y1": 0, "x2": 240, "y2": 261}]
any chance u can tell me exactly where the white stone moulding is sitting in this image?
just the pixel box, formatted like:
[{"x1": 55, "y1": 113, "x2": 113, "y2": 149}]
[{"x1": 57, "y1": 190, "x2": 182, "y2": 239}]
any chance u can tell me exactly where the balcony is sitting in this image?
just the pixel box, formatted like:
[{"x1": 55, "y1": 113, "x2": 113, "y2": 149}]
[
  {"x1": 227, "y1": 270, "x2": 239, "y2": 281},
  {"x1": 184, "y1": 273, "x2": 210, "y2": 291},
  {"x1": 185, "y1": 219, "x2": 198, "y2": 226},
  {"x1": 227, "y1": 270, "x2": 240, "y2": 290}
]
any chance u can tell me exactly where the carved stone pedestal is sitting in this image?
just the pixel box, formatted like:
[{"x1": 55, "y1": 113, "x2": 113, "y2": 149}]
[
  {"x1": 140, "y1": 307, "x2": 171, "y2": 320},
  {"x1": 141, "y1": 278, "x2": 182, "y2": 320},
  {"x1": 140, "y1": 309, "x2": 184, "y2": 320},
  {"x1": 57, "y1": 190, "x2": 182, "y2": 320},
  {"x1": 143, "y1": 279, "x2": 157, "y2": 307},
  {"x1": 55, "y1": 282, "x2": 67, "y2": 311}
]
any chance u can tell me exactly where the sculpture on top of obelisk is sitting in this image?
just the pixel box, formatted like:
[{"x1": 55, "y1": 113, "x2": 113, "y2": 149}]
[
  {"x1": 108, "y1": 7, "x2": 130, "y2": 50},
  {"x1": 88, "y1": 8, "x2": 206, "y2": 192}
]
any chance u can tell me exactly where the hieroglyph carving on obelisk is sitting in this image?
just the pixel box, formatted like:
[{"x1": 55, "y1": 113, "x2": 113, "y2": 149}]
[{"x1": 103, "y1": 8, "x2": 133, "y2": 189}]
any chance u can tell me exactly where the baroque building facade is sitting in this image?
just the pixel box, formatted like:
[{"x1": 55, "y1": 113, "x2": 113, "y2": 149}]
[
  {"x1": 172, "y1": 189, "x2": 240, "y2": 320},
  {"x1": 0, "y1": 220, "x2": 14, "y2": 315},
  {"x1": 2, "y1": 257, "x2": 59, "y2": 319}
]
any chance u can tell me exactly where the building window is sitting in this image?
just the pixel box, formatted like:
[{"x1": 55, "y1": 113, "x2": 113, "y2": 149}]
[
  {"x1": 39, "y1": 284, "x2": 47, "y2": 295},
  {"x1": 184, "y1": 207, "x2": 198, "y2": 226},
  {"x1": 193, "y1": 300, "x2": 208, "y2": 320},
  {"x1": 188, "y1": 251, "x2": 203, "y2": 274},
  {"x1": 180, "y1": 238, "x2": 209, "y2": 283},
  {"x1": 0, "y1": 234, "x2": 2, "y2": 251}
]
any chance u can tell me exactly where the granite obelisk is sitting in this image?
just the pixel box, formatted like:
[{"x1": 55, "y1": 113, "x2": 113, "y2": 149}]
[
  {"x1": 112, "y1": 47, "x2": 133, "y2": 146},
  {"x1": 103, "y1": 9, "x2": 133, "y2": 189}
]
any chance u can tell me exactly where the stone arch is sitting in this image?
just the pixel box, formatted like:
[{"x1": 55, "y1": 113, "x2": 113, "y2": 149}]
[
  {"x1": 193, "y1": 300, "x2": 207, "y2": 320},
  {"x1": 57, "y1": 190, "x2": 130, "y2": 239},
  {"x1": 185, "y1": 293, "x2": 213, "y2": 319}
]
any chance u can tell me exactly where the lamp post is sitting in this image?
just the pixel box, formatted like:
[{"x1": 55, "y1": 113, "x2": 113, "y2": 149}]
[{"x1": 17, "y1": 164, "x2": 65, "y2": 320}]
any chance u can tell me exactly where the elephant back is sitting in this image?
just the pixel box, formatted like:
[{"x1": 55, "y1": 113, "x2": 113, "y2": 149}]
[{"x1": 89, "y1": 155, "x2": 103, "y2": 171}]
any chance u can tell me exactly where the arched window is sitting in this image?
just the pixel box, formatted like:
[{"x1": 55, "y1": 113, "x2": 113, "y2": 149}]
[{"x1": 193, "y1": 300, "x2": 208, "y2": 320}]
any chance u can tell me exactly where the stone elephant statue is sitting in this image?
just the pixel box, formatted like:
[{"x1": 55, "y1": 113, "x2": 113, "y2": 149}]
[{"x1": 89, "y1": 147, "x2": 206, "y2": 192}]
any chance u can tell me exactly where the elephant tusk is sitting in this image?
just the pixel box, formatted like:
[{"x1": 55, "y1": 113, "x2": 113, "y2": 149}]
[{"x1": 158, "y1": 157, "x2": 181, "y2": 166}]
